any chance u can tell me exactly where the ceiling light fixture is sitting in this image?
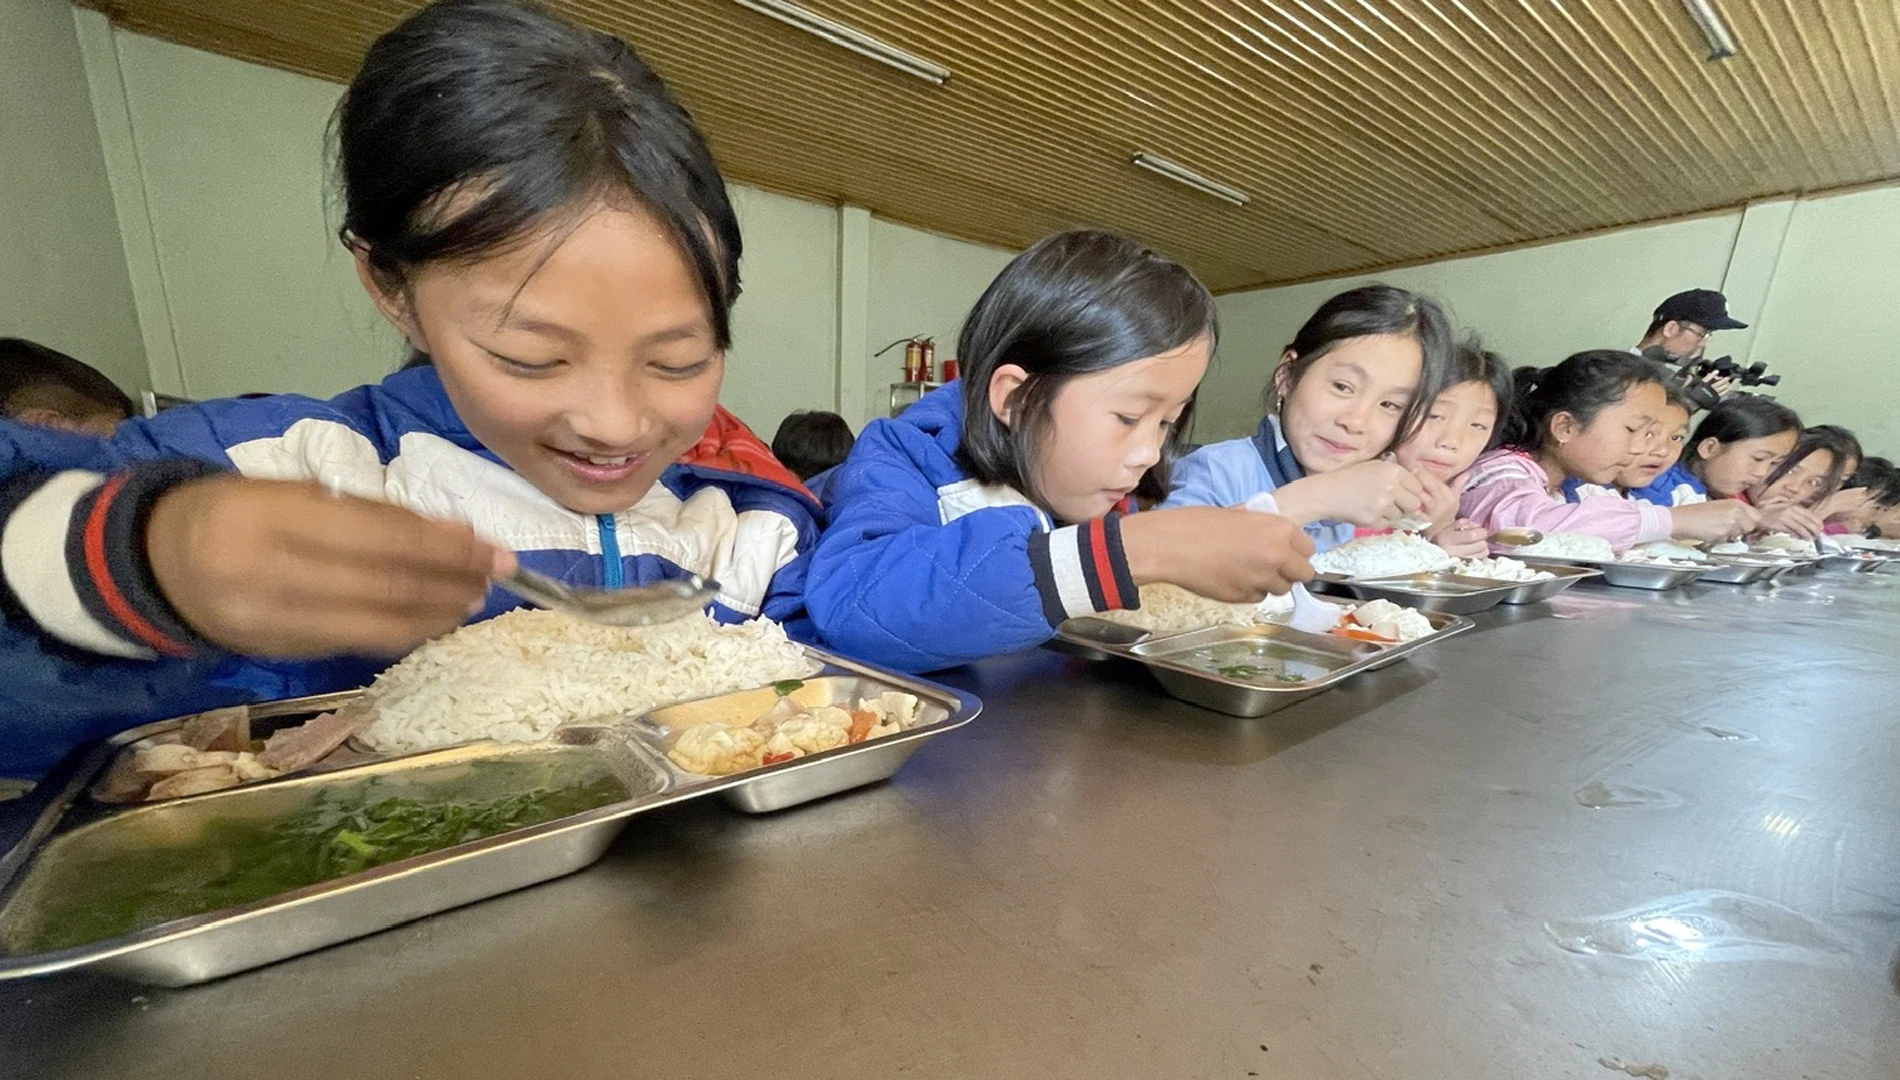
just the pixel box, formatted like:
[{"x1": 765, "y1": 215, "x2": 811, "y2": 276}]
[
  {"x1": 734, "y1": 0, "x2": 950, "y2": 85},
  {"x1": 1131, "y1": 152, "x2": 1249, "y2": 207},
  {"x1": 1681, "y1": 0, "x2": 1738, "y2": 61}
]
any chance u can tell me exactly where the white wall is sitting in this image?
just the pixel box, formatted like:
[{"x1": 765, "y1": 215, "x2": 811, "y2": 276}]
[
  {"x1": 56, "y1": 24, "x2": 1013, "y2": 441},
  {"x1": 864, "y1": 220, "x2": 1018, "y2": 422},
  {"x1": 0, "y1": 0, "x2": 147, "y2": 396},
  {"x1": 1207, "y1": 187, "x2": 1900, "y2": 455}
]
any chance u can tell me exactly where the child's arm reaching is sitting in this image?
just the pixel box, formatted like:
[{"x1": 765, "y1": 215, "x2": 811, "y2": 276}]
[{"x1": 1458, "y1": 463, "x2": 1672, "y2": 552}]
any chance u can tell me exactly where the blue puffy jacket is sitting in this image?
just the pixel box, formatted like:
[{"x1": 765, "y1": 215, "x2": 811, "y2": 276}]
[
  {"x1": 0, "y1": 366, "x2": 819, "y2": 778},
  {"x1": 804, "y1": 385, "x2": 1138, "y2": 672}
]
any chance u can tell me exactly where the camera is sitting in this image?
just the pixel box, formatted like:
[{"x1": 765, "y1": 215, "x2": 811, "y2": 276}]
[{"x1": 1690, "y1": 355, "x2": 1780, "y2": 389}]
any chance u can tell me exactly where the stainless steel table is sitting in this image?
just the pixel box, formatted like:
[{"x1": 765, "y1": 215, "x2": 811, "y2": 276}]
[{"x1": 5, "y1": 572, "x2": 1898, "y2": 1079}]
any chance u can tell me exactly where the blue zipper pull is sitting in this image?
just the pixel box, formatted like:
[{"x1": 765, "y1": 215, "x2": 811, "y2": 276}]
[{"x1": 596, "y1": 513, "x2": 623, "y2": 588}]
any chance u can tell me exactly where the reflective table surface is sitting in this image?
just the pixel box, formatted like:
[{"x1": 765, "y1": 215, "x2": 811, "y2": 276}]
[{"x1": 5, "y1": 570, "x2": 1898, "y2": 1079}]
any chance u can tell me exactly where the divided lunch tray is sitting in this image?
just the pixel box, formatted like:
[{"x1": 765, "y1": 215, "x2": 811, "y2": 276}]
[
  {"x1": 1308, "y1": 561, "x2": 1599, "y2": 613},
  {"x1": 1054, "y1": 609, "x2": 1473, "y2": 718},
  {"x1": 0, "y1": 649, "x2": 977, "y2": 986}
]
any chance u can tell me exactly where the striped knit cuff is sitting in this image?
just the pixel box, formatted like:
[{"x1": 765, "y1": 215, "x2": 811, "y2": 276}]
[
  {"x1": 1026, "y1": 513, "x2": 1139, "y2": 627},
  {"x1": 1, "y1": 461, "x2": 222, "y2": 659}
]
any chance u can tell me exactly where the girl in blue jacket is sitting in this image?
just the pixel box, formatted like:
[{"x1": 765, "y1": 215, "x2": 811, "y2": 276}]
[
  {"x1": 1162, "y1": 285, "x2": 1459, "y2": 552},
  {"x1": 0, "y1": 0, "x2": 818, "y2": 778},
  {"x1": 805, "y1": 230, "x2": 1316, "y2": 672}
]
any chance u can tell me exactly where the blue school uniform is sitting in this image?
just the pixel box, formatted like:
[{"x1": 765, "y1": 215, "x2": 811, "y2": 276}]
[
  {"x1": 0, "y1": 366, "x2": 819, "y2": 777},
  {"x1": 1160, "y1": 415, "x2": 1357, "y2": 551},
  {"x1": 804, "y1": 385, "x2": 1137, "y2": 672}
]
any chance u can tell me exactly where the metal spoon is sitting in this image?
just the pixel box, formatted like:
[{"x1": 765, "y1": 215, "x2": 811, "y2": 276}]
[
  {"x1": 1242, "y1": 493, "x2": 1343, "y2": 635},
  {"x1": 1488, "y1": 527, "x2": 1545, "y2": 548},
  {"x1": 495, "y1": 567, "x2": 719, "y2": 627}
]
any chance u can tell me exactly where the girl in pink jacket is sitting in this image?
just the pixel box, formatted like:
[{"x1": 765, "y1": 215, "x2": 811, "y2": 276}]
[{"x1": 1458, "y1": 350, "x2": 1756, "y2": 552}]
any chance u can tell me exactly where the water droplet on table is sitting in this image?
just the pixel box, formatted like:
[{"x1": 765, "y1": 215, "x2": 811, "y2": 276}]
[{"x1": 1546, "y1": 890, "x2": 1851, "y2": 962}]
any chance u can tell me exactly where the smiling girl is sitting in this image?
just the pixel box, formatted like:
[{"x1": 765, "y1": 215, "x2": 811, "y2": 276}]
[
  {"x1": 1162, "y1": 285, "x2": 1457, "y2": 552},
  {"x1": 0, "y1": 0, "x2": 818, "y2": 777}
]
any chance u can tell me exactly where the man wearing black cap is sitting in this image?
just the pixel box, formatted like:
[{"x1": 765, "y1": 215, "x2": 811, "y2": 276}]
[{"x1": 1633, "y1": 288, "x2": 1749, "y2": 362}]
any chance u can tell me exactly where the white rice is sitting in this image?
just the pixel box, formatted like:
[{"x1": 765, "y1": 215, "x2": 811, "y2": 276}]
[
  {"x1": 1754, "y1": 532, "x2": 1817, "y2": 554},
  {"x1": 1098, "y1": 583, "x2": 1294, "y2": 636},
  {"x1": 1628, "y1": 541, "x2": 1709, "y2": 564},
  {"x1": 358, "y1": 610, "x2": 821, "y2": 753},
  {"x1": 1511, "y1": 532, "x2": 1616, "y2": 561},
  {"x1": 1311, "y1": 533, "x2": 1455, "y2": 578},
  {"x1": 1451, "y1": 556, "x2": 1554, "y2": 582}
]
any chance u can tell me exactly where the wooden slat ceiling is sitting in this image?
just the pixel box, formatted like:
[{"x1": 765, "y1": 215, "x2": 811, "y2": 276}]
[{"x1": 82, "y1": 0, "x2": 1900, "y2": 292}]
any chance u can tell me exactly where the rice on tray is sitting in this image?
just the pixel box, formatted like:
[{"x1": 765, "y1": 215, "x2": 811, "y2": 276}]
[
  {"x1": 358, "y1": 610, "x2": 820, "y2": 753},
  {"x1": 1097, "y1": 583, "x2": 1294, "y2": 636}
]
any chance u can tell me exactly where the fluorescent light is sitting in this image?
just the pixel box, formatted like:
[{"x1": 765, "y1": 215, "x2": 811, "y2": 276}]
[
  {"x1": 1131, "y1": 152, "x2": 1249, "y2": 207},
  {"x1": 1681, "y1": 0, "x2": 1738, "y2": 61},
  {"x1": 734, "y1": 0, "x2": 950, "y2": 85}
]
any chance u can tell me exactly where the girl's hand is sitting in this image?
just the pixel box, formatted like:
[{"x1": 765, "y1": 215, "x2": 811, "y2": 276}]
[
  {"x1": 1413, "y1": 468, "x2": 1461, "y2": 532},
  {"x1": 1272, "y1": 460, "x2": 1426, "y2": 528},
  {"x1": 1122, "y1": 506, "x2": 1315, "y2": 603},
  {"x1": 1669, "y1": 498, "x2": 1760, "y2": 542},
  {"x1": 146, "y1": 475, "x2": 513, "y2": 657},
  {"x1": 1752, "y1": 500, "x2": 1826, "y2": 540},
  {"x1": 1428, "y1": 518, "x2": 1490, "y2": 558},
  {"x1": 1819, "y1": 487, "x2": 1875, "y2": 524}
]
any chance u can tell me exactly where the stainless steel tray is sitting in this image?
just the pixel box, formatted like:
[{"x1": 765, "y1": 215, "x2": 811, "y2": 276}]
[
  {"x1": 1818, "y1": 552, "x2": 1887, "y2": 573},
  {"x1": 1523, "y1": 555, "x2": 1707, "y2": 590},
  {"x1": 1493, "y1": 561, "x2": 1602, "y2": 604},
  {"x1": 1695, "y1": 557, "x2": 1774, "y2": 585},
  {"x1": 0, "y1": 651, "x2": 977, "y2": 986},
  {"x1": 1065, "y1": 609, "x2": 1471, "y2": 718},
  {"x1": 1306, "y1": 571, "x2": 1518, "y2": 615}
]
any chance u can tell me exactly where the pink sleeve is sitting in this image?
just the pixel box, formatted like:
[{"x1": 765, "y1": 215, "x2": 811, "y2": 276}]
[{"x1": 1458, "y1": 470, "x2": 1674, "y2": 552}]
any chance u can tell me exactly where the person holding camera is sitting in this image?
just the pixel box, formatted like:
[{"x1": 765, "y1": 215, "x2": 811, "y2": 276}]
[
  {"x1": 1633, "y1": 289, "x2": 1747, "y2": 363},
  {"x1": 1633, "y1": 289, "x2": 1757, "y2": 404}
]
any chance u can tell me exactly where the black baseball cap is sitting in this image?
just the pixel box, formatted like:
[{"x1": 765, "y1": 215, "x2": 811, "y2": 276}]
[{"x1": 1653, "y1": 289, "x2": 1747, "y2": 331}]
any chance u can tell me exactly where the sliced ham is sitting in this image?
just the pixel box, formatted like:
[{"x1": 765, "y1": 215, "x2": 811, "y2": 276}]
[
  {"x1": 257, "y1": 706, "x2": 367, "y2": 773},
  {"x1": 147, "y1": 765, "x2": 244, "y2": 800},
  {"x1": 180, "y1": 705, "x2": 252, "y2": 753},
  {"x1": 132, "y1": 744, "x2": 239, "y2": 775}
]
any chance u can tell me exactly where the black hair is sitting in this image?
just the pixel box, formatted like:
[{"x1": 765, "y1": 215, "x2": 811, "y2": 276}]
[
  {"x1": 334, "y1": 0, "x2": 741, "y2": 357},
  {"x1": 956, "y1": 228, "x2": 1216, "y2": 514},
  {"x1": 1436, "y1": 338, "x2": 1515, "y2": 453},
  {"x1": 0, "y1": 337, "x2": 135, "y2": 421},
  {"x1": 1844, "y1": 457, "x2": 1900, "y2": 508},
  {"x1": 1806, "y1": 424, "x2": 1863, "y2": 473},
  {"x1": 771, "y1": 410, "x2": 855, "y2": 480},
  {"x1": 1273, "y1": 284, "x2": 1456, "y2": 453},
  {"x1": 1684, "y1": 394, "x2": 1801, "y2": 465},
  {"x1": 1500, "y1": 349, "x2": 1667, "y2": 453},
  {"x1": 1757, "y1": 425, "x2": 1861, "y2": 506}
]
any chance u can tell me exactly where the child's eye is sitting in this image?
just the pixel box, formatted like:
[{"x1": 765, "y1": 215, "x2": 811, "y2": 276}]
[
  {"x1": 1471, "y1": 421, "x2": 1492, "y2": 432},
  {"x1": 1332, "y1": 381, "x2": 1354, "y2": 394},
  {"x1": 1379, "y1": 399, "x2": 1403, "y2": 412},
  {"x1": 486, "y1": 349, "x2": 561, "y2": 374},
  {"x1": 1114, "y1": 414, "x2": 1139, "y2": 427},
  {"x1": 654, "y1": 359, "x2": 714, "y2": 380}
]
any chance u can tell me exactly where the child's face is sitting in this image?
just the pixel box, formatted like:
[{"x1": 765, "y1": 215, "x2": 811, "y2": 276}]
[
  {"x1": 1615, "y1": 405, "x2": 1690, "y2": 489},
  {"x1": 1544, "y1": 380, "x2": 1665, "y2": 486},
  {"x1": 372, "y1": 201, "x2": 723, "y2": 516},
  {"x1": 1393, "y1": 379, "x2": 1496, "y2": 479},
  {"x1": 1696, "y1": 429, "x2": 1795, "y2": 498},
  {"x1": 1753, "y1": 448, "x2": 1837, "y2": 507},
  {"x1": 1274, "y1": 333, "x2": 1423, "y2": 475},
  {"x1": 1873, "y1": 502, "x2": 1900, "y2": 536},
  {"x1": 1020, "y1": 336, "x2": 1209, "y2": 522}
]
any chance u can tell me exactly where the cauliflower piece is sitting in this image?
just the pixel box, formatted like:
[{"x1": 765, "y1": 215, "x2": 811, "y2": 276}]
[
  {"x1": 1347, "y1": 599, "x2": 1434, "y2": 642},
  {"x1": 667, "y1": 724, "x2": 766, "y2": 775},
  {"x1": 763, "y1": 716, "x2": 851, "y2": 759},
  {"x1": 869, "y1": 692, "x2": 922, "y2": 731}
]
